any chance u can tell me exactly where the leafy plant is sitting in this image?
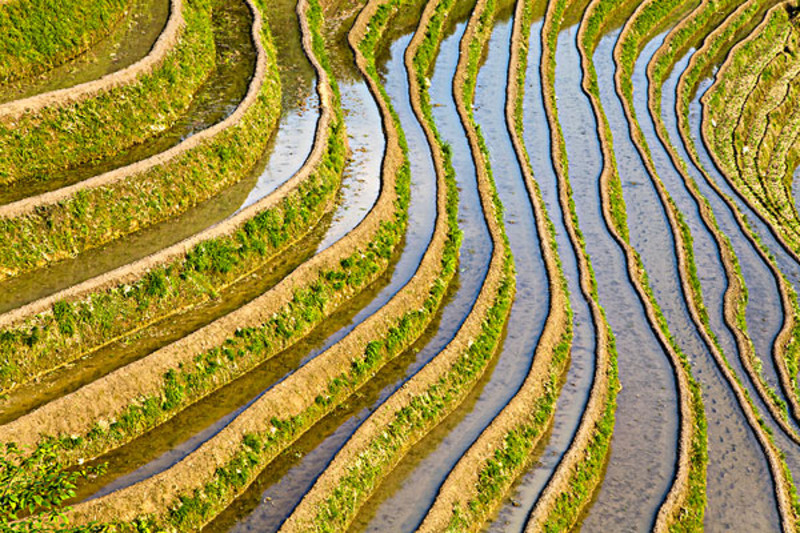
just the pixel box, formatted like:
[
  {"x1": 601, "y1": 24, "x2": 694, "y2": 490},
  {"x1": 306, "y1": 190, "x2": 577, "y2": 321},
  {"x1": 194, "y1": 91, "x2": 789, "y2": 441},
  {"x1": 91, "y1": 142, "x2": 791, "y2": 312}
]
[{"x1": 0, "y1": 442, "x2": 106, "y2": 532}]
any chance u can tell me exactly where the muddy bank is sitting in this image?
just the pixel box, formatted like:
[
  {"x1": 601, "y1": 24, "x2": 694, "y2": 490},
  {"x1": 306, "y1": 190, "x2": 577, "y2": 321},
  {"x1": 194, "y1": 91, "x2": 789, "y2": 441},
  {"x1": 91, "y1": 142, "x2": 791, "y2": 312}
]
[
  {"x1": 0, "y1": 214, "x2": 331, "y2": 424},
  {"x1": 610, "y1": 22, "x2": 780, "y2": 529},
  {"x1": 0, "y1": 0, "x2": 318, "y2": 314},
  {"x1": 68, "y1": 60, "x2": 395, "y2": 494},
  {"x1": 0, "y1": 0, "x2": 254, "y2": 206},
  {"x1": 351, "y1": 14, "x2": 492, "y2": 532},
  {"x1": 60, "y1": 0, "x2": 447, "y2": 523},
  {"x1": 0, "y1": 0, "x2": 181, "y2": 119}
]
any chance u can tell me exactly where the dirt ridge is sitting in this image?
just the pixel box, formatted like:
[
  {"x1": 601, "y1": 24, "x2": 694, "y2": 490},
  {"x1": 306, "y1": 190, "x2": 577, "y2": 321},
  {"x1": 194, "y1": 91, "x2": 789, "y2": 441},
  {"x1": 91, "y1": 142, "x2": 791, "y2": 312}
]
[
  {"x1": 61, "y1": 0, "x2": 435, "y2": 523},
  {"x1": 0, "y1": 4, "x2": 333, "y2": 335},
  {"x1": 277, "y1": 0, "x2": 517, "y2": 527},
  {"x1": 0, "y1": 0, "x2": 336, "y2": 452},
  {"x1": 0, "y1": 0, "x2": 265, "y2": 224}
]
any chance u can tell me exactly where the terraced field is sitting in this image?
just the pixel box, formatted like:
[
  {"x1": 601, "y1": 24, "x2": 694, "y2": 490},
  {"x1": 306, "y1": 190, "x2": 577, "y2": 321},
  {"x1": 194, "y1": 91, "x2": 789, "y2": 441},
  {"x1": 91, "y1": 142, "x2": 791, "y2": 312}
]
[{"x1": 5, "y1": 0, "x2": 800, "y2": 531}]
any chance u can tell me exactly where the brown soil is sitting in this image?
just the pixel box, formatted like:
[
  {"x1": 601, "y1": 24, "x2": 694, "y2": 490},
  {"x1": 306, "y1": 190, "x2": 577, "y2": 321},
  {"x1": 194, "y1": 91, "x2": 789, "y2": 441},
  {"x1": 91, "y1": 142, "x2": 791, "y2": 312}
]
[
  {"x1": 0, "y1": 0, "x2": 268, "y2": 223},
  {"x1": 58, "y1": 0, "x2": 443, "y2": 524},
  {"x1": 652, "y1": 0, "x2": 800, "y2": 438},
  {"x1": 670, "y1": 1, "x2": 800, "y2": 529},
  {"x1": 699, "y1": 6, "x2": 800, "y2": 447}
]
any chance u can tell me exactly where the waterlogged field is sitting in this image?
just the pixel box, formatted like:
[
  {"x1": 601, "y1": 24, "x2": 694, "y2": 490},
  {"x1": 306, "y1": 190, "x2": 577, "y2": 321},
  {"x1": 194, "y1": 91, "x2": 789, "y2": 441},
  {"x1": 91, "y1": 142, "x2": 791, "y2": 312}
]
[{"x1": 5, "y1": 0, "x2": 800, "y2": 531}]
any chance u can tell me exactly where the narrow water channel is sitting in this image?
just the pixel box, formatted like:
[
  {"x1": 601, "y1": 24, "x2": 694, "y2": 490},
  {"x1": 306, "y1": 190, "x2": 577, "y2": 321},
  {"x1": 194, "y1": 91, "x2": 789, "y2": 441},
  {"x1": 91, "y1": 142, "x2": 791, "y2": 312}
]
[
  {"x1": 356, "y1": 9, "x2": 553, "y2": 530},
  {"x1": 607, "y1": 27, "x2": 780, "y2": 530},
  {"x1": 486, "y1": 13, "x2": 596, "y2": 531},
  {"x1": 553, "y1": 22, "x2": 678, "y2": 531}
]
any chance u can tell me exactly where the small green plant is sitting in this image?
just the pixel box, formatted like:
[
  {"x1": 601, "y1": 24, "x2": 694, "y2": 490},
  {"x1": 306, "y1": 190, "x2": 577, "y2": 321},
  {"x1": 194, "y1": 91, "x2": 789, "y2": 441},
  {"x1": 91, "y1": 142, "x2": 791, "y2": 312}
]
[{"x1": 0, "y1": 442, "x2": 107, "y2": 532}]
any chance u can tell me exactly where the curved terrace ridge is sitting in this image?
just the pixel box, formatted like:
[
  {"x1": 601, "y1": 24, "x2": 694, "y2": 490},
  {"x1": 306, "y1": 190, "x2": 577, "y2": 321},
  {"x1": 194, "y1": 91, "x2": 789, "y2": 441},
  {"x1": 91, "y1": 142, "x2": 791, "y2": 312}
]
[{"x1": 0, "y1": 0, "x2": 182, "y2": 120}]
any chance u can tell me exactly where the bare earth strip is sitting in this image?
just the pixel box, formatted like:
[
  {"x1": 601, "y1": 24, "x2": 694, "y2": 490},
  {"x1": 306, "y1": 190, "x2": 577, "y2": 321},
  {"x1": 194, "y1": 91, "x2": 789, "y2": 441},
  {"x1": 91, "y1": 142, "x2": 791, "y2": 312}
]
[
  {"x1": 59, "y1": 0, "x2": 460, "y2": 525},
  {"x1": 0, "y1": 0, "x2": 342, "y2": 455},
  {"x1": 650, "y1": 0, "x2": 800, "y2": 438},
  {"x1": 278, "y1": 0, "x2": 517, "y2": 527}
]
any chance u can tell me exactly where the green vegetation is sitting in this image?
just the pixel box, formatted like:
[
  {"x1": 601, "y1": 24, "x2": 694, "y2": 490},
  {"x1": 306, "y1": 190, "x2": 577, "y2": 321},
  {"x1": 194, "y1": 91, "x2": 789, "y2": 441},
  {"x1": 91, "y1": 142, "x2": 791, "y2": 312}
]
[
  {"x1": 0, "y1": 0, "x2": 344, "y2": 527},
  {"x1": 1, "y1": 442, "x2": 106, "y2": 532},
  {"x1": 642, "y1": 0, "x2": 800, "y2": 524},
  {"x1": 0, "y1": 120, "x2": 342, "y2": 392},
  {"x1": 0, "y1": 0, "x2": 130, "y2": 84},
  {"x1": 0, "y1": 0, "x2": 216, "y2": 186},
  {"x1": 0, "y1": 0, "x2": 283, "y2": 285},
  {"x1": 0, "y1": 2, "x2": 298, "y2": 392},
  {"x1": 62, "y1": 0, "x2": 468, "y2": 527},
  {"x1": 517, "y1": 0, "x2": 620, "y2": 529},
  {"x1": 423, "y1": 0, "x2": 574, "y2": 528},
  {"x1": 703, "y1": 6, "x2": 800, "y2": 252},
  {"x1": 265, "y1": 0, "x2": 514, "y2": 528},
  {"x1": 673, "y1": 0, "x2": 800, "y2": 520}
]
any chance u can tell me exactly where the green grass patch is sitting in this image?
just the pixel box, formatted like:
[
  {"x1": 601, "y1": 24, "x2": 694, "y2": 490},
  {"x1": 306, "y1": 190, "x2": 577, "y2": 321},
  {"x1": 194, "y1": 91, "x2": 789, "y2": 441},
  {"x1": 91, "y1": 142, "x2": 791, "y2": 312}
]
[
  {"x1": 0, "y1": 0, "x2": 130, "y2": 84},
  {"x1": 0, "y1": 0, "x2": 216, "y2": 186}
]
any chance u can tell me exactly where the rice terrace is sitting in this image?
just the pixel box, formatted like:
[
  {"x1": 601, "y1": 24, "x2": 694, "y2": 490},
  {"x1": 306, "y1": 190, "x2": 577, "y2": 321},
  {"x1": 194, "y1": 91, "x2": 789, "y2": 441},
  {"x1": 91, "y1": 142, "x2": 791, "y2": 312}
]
[{"x1": 7, "y1": 0, "x2": 800, "y2": 530}]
